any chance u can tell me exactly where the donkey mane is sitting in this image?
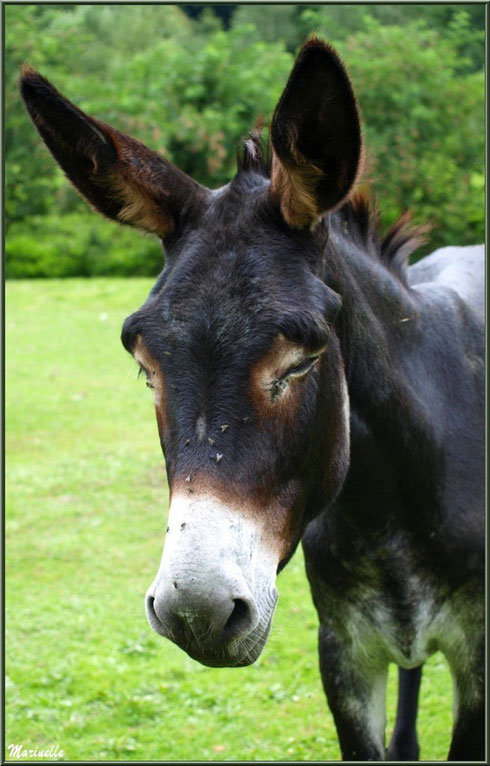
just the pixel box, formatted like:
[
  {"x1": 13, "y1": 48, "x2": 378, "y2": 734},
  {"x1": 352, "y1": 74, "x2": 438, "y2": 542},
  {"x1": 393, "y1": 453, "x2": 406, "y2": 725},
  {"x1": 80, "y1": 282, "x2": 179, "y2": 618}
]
[
  {"x1": 237, "y1": 129, "x2": 429, "y2": 286},
  {"x1": 339, "y1": 192, "x2": 430, "y2": 285}
]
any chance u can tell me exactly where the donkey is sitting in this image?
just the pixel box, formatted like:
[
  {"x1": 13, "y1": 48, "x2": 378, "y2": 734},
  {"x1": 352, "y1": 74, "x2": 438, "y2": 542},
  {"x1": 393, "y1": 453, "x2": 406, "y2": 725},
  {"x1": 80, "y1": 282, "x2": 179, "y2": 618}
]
[{"x1": 21, "y1": 38, "x2": 484, "y2": 761}]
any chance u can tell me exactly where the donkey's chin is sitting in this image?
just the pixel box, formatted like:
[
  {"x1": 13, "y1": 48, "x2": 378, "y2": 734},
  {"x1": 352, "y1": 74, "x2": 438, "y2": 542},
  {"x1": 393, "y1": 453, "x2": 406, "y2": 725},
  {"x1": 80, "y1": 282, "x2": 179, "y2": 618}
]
[{"x1": 178, "y1": 617, "x2": 275, "y2": 668}]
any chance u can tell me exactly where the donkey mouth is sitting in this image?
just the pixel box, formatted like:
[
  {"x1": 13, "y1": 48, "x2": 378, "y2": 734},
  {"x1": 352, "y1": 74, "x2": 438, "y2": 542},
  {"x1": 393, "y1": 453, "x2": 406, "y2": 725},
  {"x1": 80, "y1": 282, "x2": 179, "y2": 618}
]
[
  {"x1": 146, "y1": 592, "x2": 278, "y2": 667},
  {"x1": 170, "y1": 616, "x2": 275, "y2": 668}
]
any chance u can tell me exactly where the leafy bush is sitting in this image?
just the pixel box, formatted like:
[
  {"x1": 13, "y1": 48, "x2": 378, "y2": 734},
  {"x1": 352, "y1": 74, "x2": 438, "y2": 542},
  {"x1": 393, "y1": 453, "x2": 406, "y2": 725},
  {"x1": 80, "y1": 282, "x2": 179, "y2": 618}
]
[
  {"x1": 334, "y1": 17, "x2": 484, "y2": 251},
  {"x1": 5, "y1": 5, "x2": 484, "y2": 277},
  {"x1": 6, "y1": 214, "x2": 164, "y2": 279},
  {"x1": 102, "y1": 23, "x2": 292, "y2": 188}
]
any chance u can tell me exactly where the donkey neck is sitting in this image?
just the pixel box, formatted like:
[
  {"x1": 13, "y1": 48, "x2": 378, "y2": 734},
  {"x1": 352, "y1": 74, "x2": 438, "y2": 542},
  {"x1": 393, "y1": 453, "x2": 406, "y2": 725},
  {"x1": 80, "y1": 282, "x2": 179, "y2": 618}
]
[
  {"x1": 326, "y1": 220, "x2": 415, "y2": 408},
  {"x1": 323, "y1": 218, "x2": 441, "y2": 535}
]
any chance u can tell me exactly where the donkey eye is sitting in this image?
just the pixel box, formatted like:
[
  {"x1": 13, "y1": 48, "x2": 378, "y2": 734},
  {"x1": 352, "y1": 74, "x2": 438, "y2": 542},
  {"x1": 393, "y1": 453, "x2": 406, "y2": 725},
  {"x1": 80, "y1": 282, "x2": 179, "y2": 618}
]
[
  {"x1": 138, "y1": 364, "x2": 155, "y2": 389},
  {"x1": 270, "y1": 354, "x2": 322, "y2": 402},
  {"x1": 282, "y1": 355, "x2": 321, "y2": 380}
]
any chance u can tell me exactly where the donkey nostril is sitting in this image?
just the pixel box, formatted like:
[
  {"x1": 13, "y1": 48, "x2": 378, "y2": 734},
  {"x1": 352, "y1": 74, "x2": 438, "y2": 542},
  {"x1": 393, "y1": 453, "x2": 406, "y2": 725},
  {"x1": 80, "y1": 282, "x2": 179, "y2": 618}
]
[
  {"x1": 146, "y1": 594, "x2": 156, "y2": 616},
  {"x1": 222, "y1": 598, "x2": 255, "y2": 640},
  {"x1": 146, "y1": 593, "x2": 164, "y2": 628}
]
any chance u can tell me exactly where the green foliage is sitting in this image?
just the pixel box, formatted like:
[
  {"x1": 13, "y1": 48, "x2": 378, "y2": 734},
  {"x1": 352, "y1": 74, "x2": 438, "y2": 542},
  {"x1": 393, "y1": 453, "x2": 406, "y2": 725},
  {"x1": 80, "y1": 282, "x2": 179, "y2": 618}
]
[
  {"x1": 5, "y1": 5, "x2": 484, "y2": 277},
  {"x1": 231, "y1": 4, "x2": 307, "y2": 50},
  {"x1": 4, "y1": 3, "x2": 193, "y2": 227},
  {"x1": 6, "y1": 279, "x2": 454, "y2": 759},
  {"x1": 108, "y1": 23, "x2": 291, "y2": 187},
  {"x1": 6, "y1": 214, "x2": 164, "y2": 278},
  {"x1": 334, "y1": 18, "x2": 484, "y2": 250}
]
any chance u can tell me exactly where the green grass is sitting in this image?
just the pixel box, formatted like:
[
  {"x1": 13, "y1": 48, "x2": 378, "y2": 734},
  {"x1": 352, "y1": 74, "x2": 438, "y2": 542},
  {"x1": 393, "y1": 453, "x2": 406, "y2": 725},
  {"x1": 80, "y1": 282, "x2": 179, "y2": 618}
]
[{"x1": 6, "y1": 278, "x2": 453, "y2": 761}]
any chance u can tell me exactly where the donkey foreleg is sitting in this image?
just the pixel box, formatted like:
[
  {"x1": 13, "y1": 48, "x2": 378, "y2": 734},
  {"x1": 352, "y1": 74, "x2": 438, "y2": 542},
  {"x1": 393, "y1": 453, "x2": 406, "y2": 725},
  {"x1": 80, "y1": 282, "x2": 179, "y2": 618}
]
[
  {"x1": 318, "y1": 624, "x2": 388, "y2": 760},
  {"x1": 441, "y1": 614, "x2": 486, "y2": 762},
  {"x1": 387, "y1": 665, "x2": 423, "y2": 761},
  {"x1": 446, "y1": 638, "x2": 485, "y2": 761},
  {"x1": 447, "y1": 699, "x2": 485, "y2": 761}
]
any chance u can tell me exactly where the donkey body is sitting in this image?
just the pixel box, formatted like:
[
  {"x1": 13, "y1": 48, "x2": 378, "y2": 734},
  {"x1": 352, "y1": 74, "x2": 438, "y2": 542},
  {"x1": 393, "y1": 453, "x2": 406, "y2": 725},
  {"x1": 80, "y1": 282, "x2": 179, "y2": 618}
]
[
  {"x1": 302, "y1": 226, "x2": 484, "y2": 760},
  {"x1": 21, "y1": 38, "x2": 484, "y2": 761}
]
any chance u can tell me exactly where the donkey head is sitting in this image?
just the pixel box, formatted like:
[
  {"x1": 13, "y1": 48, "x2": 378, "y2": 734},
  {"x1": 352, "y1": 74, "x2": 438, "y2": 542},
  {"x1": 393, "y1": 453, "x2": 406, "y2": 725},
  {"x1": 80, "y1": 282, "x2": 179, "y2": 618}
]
[{"x1": 21, "y1": 39, "x2": 361, "y2": 666}]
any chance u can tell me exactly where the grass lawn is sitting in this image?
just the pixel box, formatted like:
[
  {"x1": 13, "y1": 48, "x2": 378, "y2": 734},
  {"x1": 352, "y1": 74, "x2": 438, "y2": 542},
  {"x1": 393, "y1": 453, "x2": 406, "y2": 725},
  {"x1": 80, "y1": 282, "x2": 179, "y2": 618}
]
[{"x1": 6, "y1": 278, "x2": 453, "y2": 761}]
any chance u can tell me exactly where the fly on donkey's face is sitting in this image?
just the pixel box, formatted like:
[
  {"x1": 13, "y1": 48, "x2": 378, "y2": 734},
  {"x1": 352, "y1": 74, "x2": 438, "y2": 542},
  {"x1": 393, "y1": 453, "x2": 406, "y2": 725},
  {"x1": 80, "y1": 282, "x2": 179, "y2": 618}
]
[{"x1": 21, "y1": 39, "x2": 360, "y2": 666}]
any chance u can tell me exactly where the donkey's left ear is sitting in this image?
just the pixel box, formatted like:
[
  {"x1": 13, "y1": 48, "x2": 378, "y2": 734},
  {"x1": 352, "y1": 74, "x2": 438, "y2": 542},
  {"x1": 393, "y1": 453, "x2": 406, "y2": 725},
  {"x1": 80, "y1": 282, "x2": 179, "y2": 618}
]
[
  {"x1": 270, "y1": 38, "x2": 362, "y2": 229},
  {"x1": 20, "y1": 67, "x2": 206, "y2": 237}
]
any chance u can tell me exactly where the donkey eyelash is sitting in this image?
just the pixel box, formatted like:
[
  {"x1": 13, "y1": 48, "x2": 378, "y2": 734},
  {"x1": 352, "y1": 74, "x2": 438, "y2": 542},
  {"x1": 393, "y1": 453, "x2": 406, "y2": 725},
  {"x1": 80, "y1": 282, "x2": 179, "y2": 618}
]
[
  {"x1": 270, "y1": 354, "x2": 322, "y2": 402},
  {"x1": 281, "y1": 355, "x2": 321, "y2": 380},
  {"x1": 137, "y1": 364, "x2": 155, "y2": 389}
]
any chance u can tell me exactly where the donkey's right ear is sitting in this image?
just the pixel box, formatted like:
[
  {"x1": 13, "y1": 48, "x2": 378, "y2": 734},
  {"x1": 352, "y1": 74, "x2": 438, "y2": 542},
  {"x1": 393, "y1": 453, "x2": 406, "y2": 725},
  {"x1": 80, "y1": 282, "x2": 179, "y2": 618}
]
[{"x1": 20, "y1": 67, "x2": 206, "y2": 237}]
